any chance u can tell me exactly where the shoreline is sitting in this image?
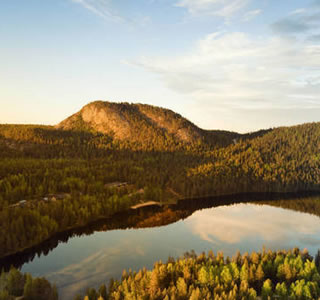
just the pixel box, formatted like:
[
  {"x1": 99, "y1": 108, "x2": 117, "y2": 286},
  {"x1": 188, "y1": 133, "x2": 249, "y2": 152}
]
[{"x1": 1, "y1": 190, "x2": 320, "y2": 263}]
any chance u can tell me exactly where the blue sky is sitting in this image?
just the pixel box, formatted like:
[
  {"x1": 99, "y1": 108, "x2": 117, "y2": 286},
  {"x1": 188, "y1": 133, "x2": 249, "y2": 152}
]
[{"x1": 1, "y1": 0, "x2": 320, "y2": 132}]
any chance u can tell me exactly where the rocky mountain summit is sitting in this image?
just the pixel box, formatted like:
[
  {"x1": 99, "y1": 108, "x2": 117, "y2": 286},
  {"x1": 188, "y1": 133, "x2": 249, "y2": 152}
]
[{"x1": 56, "y1": 101, "x2": 239, "y2": 148}]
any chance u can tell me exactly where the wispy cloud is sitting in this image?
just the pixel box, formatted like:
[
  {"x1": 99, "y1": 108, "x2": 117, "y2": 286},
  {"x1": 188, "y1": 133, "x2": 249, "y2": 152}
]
[
  {"x1": 289, "y1": 8, "x2": 307, "y2": 15},
  {"x1": 129, "y1": 31, "x2": 320, "y2": 110},
  {"x1": 175, "y1": 0, "x2": 251, "y2": 18},
  {"x1": 71, "y1": 0, "x2": 151, "y2": 26},
  {"x1": 71, "y1": 0, "x2": 126, "y2": 23},
  {"x1": 242, "y1": 9, "x2": 261, "y2": 22},
  {"x1": 126, "y1": 21, "x2": 320, "y2": 130}
]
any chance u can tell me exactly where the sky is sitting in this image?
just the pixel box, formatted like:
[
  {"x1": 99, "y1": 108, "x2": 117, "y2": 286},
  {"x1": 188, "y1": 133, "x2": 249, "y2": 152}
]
[{"x1": 1, "y1": 0, "x2": 320, "y2": 132}]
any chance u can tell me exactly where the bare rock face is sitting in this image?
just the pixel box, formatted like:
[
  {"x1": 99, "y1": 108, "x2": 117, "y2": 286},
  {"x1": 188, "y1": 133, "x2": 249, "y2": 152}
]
[
  {"x1": 56, "y1": 100, "x2": 204, "y2": 144},
  {"x1": 56, "y1": 100, "x2": 239, "y2": 148},
  {"x1": 57, "y1": 101, "x2": 133, "y2": 139},
  {"x1": 80, "y1": 102, "x2": 132, "y2": 139}
]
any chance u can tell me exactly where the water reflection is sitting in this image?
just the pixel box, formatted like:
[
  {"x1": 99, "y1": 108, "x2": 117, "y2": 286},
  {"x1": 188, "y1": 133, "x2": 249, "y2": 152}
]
[
  {"x1": 186, "y1": 203, "x2": 320, "y2": 245},
  {"x1": 46, "y1": 239, "x2": 148, "y2": 298},
  {"x1": 1, "y1": 192, "x2": 320, "y2": 299}
]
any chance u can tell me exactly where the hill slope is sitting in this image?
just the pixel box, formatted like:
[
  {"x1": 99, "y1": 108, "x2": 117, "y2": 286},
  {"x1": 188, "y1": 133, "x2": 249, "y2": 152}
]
[
  {"x1": 56, "y1": 101, "x2": 239, "y2": 149},
  {"x1": 178, "y1": 122, "x2": 320, "y2": 197}
]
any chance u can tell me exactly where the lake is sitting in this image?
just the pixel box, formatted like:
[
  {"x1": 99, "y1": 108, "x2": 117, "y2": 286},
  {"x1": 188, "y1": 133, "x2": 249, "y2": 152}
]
[{"x1": 2, "y1": 193, "x2": 320, "y2": 299}]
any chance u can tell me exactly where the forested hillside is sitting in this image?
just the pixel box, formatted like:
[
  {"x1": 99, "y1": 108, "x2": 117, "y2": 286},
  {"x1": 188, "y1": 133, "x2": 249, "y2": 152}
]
[
  {"x1": 178, "y1": 122, "x2": 320, "y2": 197},
  {"x1": 0, "y1": 101, "x2": 319, "y2": 258}
]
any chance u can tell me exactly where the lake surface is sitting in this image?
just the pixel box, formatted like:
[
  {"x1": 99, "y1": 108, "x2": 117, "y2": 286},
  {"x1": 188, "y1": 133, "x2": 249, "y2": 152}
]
[{"x1": 3, "y1": 194, "x2": 320, "y2": 299}]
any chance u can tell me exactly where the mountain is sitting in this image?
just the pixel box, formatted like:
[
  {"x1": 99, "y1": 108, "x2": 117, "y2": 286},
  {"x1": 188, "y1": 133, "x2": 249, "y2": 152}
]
[
  {"x1": 57, "y1": 101, "x2": 201, "y2": 142},
  {"x1": 0, "y1": 101, "x2": 267, "y2": 153},
  {"x1": 56, "y1": 100, "x2": 240, "y2": 149}
]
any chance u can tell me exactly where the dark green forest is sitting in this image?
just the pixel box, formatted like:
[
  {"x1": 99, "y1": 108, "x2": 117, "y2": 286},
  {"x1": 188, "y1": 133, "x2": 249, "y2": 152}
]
[{"x1": 0, "y1": 267, "x2": 58, "y2": 300}]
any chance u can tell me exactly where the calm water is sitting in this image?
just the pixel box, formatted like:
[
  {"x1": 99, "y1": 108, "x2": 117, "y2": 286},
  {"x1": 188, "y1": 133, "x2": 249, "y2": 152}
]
[{"x1": 5, "y1": 195, "x2": 320, "y2": 299}]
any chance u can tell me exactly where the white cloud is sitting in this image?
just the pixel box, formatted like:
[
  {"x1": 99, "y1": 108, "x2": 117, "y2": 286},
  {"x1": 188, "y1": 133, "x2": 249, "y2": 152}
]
[
  {"x1": 175, "y1": 0, "x2": 250, "y2": 17},
  {"x1": 71, "y1": 0, "x2": 151, "y2": 26},
  {"x1": 128, "y1": 30, "x2": 320, "y2": 123},
  {"x1": 242, "y1": 9, "x2": 261, "y2": 22},
  {"x1": 289, "y1": 8, "x2": 307, "y2": 15},
  {"x1": 71, "y1": 0, "x2": 126, "y2": 23}
]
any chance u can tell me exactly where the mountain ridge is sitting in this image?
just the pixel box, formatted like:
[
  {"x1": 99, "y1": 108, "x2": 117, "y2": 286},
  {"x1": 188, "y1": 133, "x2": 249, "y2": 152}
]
[
  {"x1": 1, "y1": 101, "x2": 318, "y2": 153},
  {"x1": 55, "y1": 100, "x2": 251, "y2": 149}
]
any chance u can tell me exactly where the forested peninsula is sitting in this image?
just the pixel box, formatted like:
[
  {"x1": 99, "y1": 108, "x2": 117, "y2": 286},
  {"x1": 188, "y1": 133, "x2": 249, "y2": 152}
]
[{"x1": 0, "y1": 101, "x2": 319, "y2": 258}]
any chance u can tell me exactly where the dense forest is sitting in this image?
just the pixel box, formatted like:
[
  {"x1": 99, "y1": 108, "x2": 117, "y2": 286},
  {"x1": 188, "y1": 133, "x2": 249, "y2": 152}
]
[
  {"x1": 179, "y1": 122, "x2": 320, "y2": 197},
  {"x1": 0, "y1": 267, "x2": 58, "y2": 300},
  {"x1": 78, "y1": 248, "x2": 320, "y2": 300},
  {"x1": 0, "y1": 101, "x2": 319, "y2": 258},
  {"x1": 3, "y1": 248, "x2": 320, "y2": 300}
]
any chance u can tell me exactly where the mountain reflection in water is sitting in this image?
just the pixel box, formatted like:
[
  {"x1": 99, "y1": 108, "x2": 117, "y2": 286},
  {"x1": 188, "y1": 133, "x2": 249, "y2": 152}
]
[{"x1": 1, "y1": 192, "x2": 320, "y2": 300}]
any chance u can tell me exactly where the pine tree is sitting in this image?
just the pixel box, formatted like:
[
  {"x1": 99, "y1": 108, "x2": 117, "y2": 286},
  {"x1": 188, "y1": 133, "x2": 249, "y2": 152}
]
[
  {"x1": 23, "y1": 274, "x2": 33, "y2": 300},
  {"x1": 99, "y1": 284, "x2": 108, "y2": 300},
  {"x1": 261, "y1": 279, "x2": 273, "y2": 299},
  {"x1": 177, "y1": 277, "x2": 187, "y2": 298},
  {"x1": 256, "y1": 264, "x2": 265, "y2": 283},
  {"x1": 149, "y1": 269, "x2": 160, "y2": 297}
]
